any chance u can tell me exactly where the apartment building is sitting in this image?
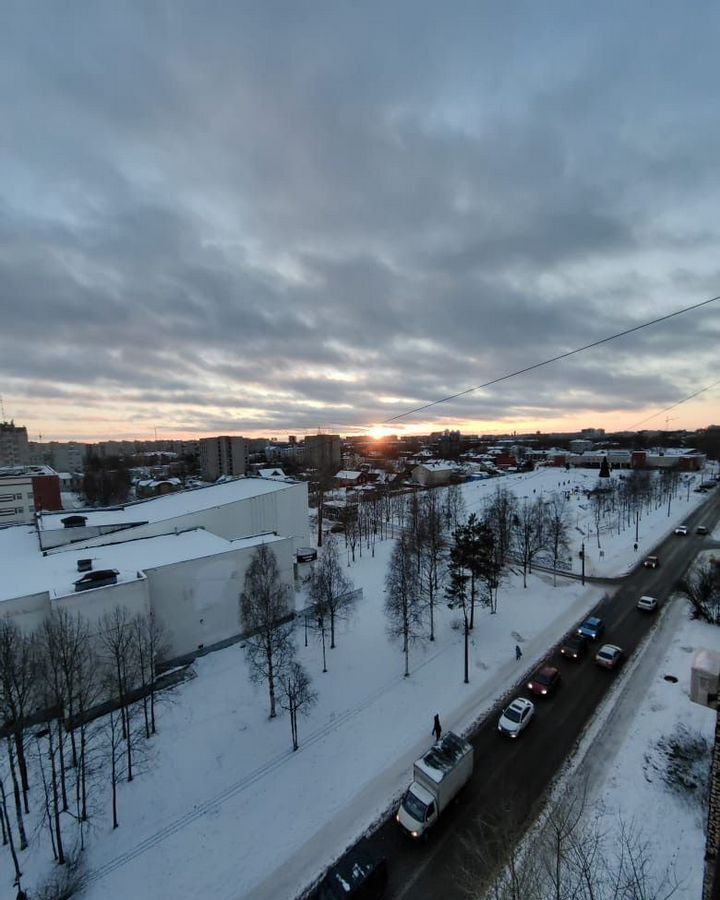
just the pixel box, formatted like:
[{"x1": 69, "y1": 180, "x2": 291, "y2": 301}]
[
  {"x1": 304, "y1": 434, "x2": 341, "y2": 470},
  {"x1": 0, "y1": 465, "x2": 62, "y2": 524},
  {"x1": 199, "y1": 435, "x2": 249, "y2": 482},
  {"x1": 0, "y1": 421, "x2": 30, "y2": 467}
]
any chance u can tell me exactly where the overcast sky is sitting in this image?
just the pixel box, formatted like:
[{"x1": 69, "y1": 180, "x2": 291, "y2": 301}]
[{"x1": 1, "y1": 1, "x2": 719, "y2": 442}]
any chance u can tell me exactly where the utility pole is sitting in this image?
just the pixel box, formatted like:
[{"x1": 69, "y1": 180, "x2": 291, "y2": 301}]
[
  {"x1": 635, "y1": 508, "x2": 639, "y2": 543},
  {"x1": 581, "y1": 541, "x2": 585, "y2": 586}
]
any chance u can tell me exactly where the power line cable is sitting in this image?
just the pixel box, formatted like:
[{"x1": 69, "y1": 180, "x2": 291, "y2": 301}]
[
  {"x1": 381, "y1": 293, "x2": 720, "y2": 425},
  {"x1": 625, "y1": 377, "x2": 720, "y2": 431}
]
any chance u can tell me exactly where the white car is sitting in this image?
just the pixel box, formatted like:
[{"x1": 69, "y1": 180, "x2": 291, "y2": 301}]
[
  {"x1": 595, "y1": 644, "x2": 623, "y2": 669},
  {"x1": 674, "y1": 525, "x2": 689, "y2": 535},
  {"x1": 637, "y1": 595, "x2": 658, "y2": 612},
  {"x1": 498, "y1": 697, "x2": 535, "y2": 738}
]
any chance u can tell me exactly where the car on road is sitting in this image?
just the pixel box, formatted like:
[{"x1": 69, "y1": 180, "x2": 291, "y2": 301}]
[
  {"x1": 637, "y1": 595, "x2": 658, "y2": 612},
  {"x1": 674, "y1": 525, "x2": 689, "y2": 535},
  {"x1": 697, "y1": 525, "x2": 709, "y2": 535},
  {"x1": 643, "y1": 555, "x2": 660, "y2": 569},
  {"x1": 577, "y1": 616, "x2": 605, "y2": 640},
  {"x1": 527, "y1": 665, "x2": 561, "y2": 696},
  {"x1": 498, "y1": 697, "x2": 535, "y2": 738},
  {"x1": 595, "y1": 644, "x2": 623, "y2": 669},
  {"x1": 560, "y1": 634, "x2": 588, "y2": 660},
  {"x1": 315, "y1": 848, "x2": 388, "y2": 900}
]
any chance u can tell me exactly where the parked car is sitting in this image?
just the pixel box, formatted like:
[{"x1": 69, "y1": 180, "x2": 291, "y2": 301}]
[
  {"x1": 577, "y1": 616, "x2": 605, "y2": 640},
  {"x1": 696, "y1": 525, "x2": 709, "y2": 535},
  {"x1": 595, "y1": 644, "x2": 623, "y2": 669},
  {"x1": 498, "y1": 698, "x2": 535, "y2": 738},
  {"x1": 674, "y1": 525, "x2": 689, "y2": 535},
  {"x1": 316, "y1": 848, "x2": 388, "y2": 900},
  {"x1": 637, "y1": 595, "x2": 658, "y2": 612},
  {"x1": 643, "y1": 555, "x2": 660, "y2": 569},
  {"x1": 527, "y1": 666, "x2": 561, "y2": 696},
  {"x1": 560, "y1": 634, "x2": 588, "y2": 660}
]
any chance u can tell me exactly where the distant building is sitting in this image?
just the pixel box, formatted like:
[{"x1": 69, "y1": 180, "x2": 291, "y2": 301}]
[
  {"x1": 304, "y1": 434, "x2": 341, "y2": 470},
  {"x1": 199, "y1": 436, "x2": 249, "y2": 482},
  {"x1": 411, "y1": 462, "x2": 459, "y2": 486},
  {"x1": 0, "y1": 465, "x2": 62, "y2": 524},
  {"x1": 29, "y1": 440, "x2": 86, "y2": 472},
  {"x1": 0, "y1": 421, "x2": 29, "y2": 467}
]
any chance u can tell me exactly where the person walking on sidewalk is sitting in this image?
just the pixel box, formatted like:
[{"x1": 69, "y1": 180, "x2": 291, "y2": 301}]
[
  {"x1": 515, "y1": 644, "x2": 522, "y2": 661},
  {"x1": 432, "y1": 714, "x2": 442, "y2": 741}
]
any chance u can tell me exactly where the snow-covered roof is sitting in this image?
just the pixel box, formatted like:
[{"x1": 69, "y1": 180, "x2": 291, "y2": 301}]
[
  {"x1": 258, "y1": 468, "x2": 286, "y2": 479},
  {"x1": 415, "y1": 732, "x2": 472, "y2": 783},
  {"x1": 0, "y1": 526, "x2": 286, "y2": 604},
  {"x1": 36, "y1": 477, "x2": 300, "y2": 531},
  {"x1": 335, "y1": 470, "x2": 362, "y2": 480},
  {"x1": 413, "y1": 462, "x2": 457, "y2": 473}
]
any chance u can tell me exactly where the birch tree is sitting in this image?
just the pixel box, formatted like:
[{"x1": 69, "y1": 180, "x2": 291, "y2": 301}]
[
  {"x1": 384, "y1": 533, "x2": 424, "y2": 677},
  {"x1": 240, "y1": 544, "x2": 295, "y2": 718}
]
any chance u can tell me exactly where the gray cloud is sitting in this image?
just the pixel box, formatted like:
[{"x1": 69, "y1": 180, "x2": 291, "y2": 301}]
[{"x1": 1, "y1": 1, "x2": 719, "y2": 439}]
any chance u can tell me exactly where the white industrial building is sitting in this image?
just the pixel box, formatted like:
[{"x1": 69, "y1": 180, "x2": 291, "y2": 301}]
[{"x1": 1, "y1": 477, "x2": 309, "y2": 662}]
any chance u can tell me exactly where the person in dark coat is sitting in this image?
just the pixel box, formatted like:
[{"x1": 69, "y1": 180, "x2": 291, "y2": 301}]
[
  {"x1": 432, "y1": 714, "x2": 442, "y2": 741},
  {"x1": 515, "y1": 644, "x2": 522, "y2": 661}
]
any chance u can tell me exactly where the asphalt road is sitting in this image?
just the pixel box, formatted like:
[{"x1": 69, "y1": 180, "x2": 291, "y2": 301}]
[{"x1": 320, "y1": 487, "x2": 720, "y2": 900}]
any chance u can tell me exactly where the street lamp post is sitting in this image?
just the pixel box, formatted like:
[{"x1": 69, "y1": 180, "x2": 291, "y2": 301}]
[{"x1": 581, "y1": 541, "x2": 585, "y2": 586}]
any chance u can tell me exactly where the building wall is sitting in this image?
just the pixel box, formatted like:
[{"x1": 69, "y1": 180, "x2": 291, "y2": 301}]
[
  {"x1": 146, "y1": 537, "x2": 295, "y2": 658},
  {"x1": 32, "y1": 474, "x2": 62, "y2": 511},
  {"x1": 1, "y1": 578, "x2": 150, "y2": 639},
  {"x1": 0, "y1": 476, "x2": 35, "y2": 524},
  {"x1": 304, "y1": 434, "x2": 341, "y2": 470},
  {"x1": 411, "y1": 465, "x2": 453, "y2": 486},
  {"x1": 199, "y1": 436, "x2": 249, "y2": 482},
  {"x1": 0, "y1": 422, "x2": 29, "y2": 467}
]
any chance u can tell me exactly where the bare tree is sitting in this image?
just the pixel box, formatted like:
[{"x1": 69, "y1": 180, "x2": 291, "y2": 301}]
[
  {"x1": 385, "y1": 533, "x2": 424, "y2": 677},
  {"x1": 0, "y1": 621, "x2": 36, "y2": 809},
  {"x1": 546, "y1": 494, "x2": 571, "y2": 587},
  {"x1": 444, "y1": 483, "x2": 467, "y2": 533},
  {"x1": 131, "y1": 611, "x2": 168, "y2": 739},
  {"x1": 0, "y1": 773, "x2": 23, "y2": 888},
  {"x1": 513, "y1": 497, "x2": 546, "y2": 589},
  {"x1": 98, "y1": 606, "x2": 138, "y2": 783},
  {"x1": 485, "y1": 487, "x2": 517, "y2": 567},
  {"x1": 416, "y1": 491, "x2": 448, "y2": 641},
  {"x1": 305, "y1": 536, "x2": 355, "y2": 654},
  {"x1": 678, "y1": 561, "x2": 720, "y2": 624},
  {"x1": 278, "y1": 662, "x2": 317, "y2": 751},
  {"x1": 240, "y1": 544, "x2": 295, "y2": 718},
  {"x1": 457, "y1": 787, "x2": 680, "y2": 900}
]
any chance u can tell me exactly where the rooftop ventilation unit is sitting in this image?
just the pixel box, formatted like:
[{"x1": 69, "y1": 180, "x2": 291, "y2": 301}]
[{"x1": 77, "y1": 558, "x2": 92, "y2": 573}]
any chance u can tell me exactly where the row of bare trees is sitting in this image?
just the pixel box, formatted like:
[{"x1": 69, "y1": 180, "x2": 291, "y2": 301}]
[
  {"x1": 383, "y1": 484, "x2": 575, "y2": 679},
  {"x1": 457, "y1": 789, "x2": 680, "y2": 899},
  {"x1": 0, "y1": 607, "x2": 166, "y2": 893}
]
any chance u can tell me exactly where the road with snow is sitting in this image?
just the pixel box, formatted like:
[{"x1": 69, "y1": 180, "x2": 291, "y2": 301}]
[{"x1": 309, "y1": 489, "x2": 720, "y2": 900}]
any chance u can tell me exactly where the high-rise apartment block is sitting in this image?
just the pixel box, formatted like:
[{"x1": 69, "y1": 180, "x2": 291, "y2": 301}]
[
  {"x1": 199, "y1": 436, "x2": 249, "y2": 482},
  {"x1": 304, "y1": 434, "x2": 341, "y2": 470},
  {"x1": 0, "y1": 421, "x2": 29, "y2": 467}
]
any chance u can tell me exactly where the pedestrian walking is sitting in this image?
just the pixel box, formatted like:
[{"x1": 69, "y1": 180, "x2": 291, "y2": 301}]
[
  {"x1": 515, "y1": 644, "x2": 522, "y2": 661},
  {"x1": 432, "y1": 714, "x2": 442, "y2": 742}
]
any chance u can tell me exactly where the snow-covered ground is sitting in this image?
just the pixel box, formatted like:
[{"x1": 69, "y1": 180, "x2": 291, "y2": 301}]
[{"x1": 3, "y1": 467, "x2": 715, "y2": 899}]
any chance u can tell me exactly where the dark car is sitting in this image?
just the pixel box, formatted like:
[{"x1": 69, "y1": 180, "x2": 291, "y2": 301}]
[
  {"x1": 527, "y1": 665, "x2": 561, "y2": 696},
  {"x1": 560, "y1": 634, "x2": 588, "y2": 660},
  {"x1": 696, "y1": 525, "x2": 709, "y2": 535},
  {"x1": 643, "y1": 555, "x2": 660, "y2": 569},
  {"x1": 577, "y1": 616, "x2": 604, "y2": 640},
  {"x1": 316, "y1": 849, "x2": 388, "y2": 900}
]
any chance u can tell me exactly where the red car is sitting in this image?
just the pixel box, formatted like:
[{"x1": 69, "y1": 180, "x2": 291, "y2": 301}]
[{"x1": 527, "y1": 665, "x2": 561, "y2": 697}]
